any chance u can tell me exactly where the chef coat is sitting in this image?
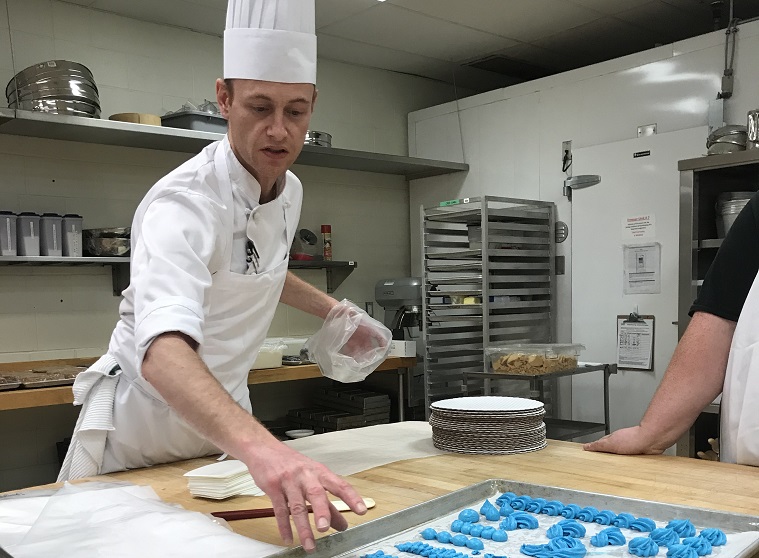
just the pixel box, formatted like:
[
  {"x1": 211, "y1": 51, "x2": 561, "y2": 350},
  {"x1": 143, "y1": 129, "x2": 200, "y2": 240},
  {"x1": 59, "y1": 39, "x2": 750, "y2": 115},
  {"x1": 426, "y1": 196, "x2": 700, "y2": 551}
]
[
  {"x1": 58, "y1": 136, "x2": 302, "y2": 479},
  {"x1": 721, "y1": 269, "x2": 759, "y2": 466}
]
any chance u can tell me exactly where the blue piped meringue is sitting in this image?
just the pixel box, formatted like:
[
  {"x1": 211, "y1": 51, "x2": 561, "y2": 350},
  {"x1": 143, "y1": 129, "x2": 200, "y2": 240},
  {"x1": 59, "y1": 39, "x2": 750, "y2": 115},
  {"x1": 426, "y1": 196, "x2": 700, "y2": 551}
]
[
  {"x1": 593, "y1": 510, "x2": 617, "y2": 525},
  {"x1": 681, "y1": 536, "x2": 712, "y2": 556},
  {"x1": 613, "y1": 512, "x2": 637, "y2": 528},
  {"x1": 513, "y1": 511, "x2": 540, "y2": 529},
  {"x1": 451, "y1": 519, "x2": 463, "y2": 532},
  {"x1": 459, "y1": 508, "x2": 480, "y2": 523},
  {"x1": 650, "y1": 528, "x2": 680, "y2": 547},
  {"x1": 699, "y1": 529, "x2": 727, "y2": 546},
  {"x1": 526, "y1": 498, "x2": 548, "y2": 513},
  {"x1": 630, "y1": 518, "x2": 657, "y2": 532},
  {"x1": 421, "y1": 527, "x2": 436, "y2": 540},
  {"x1": 480, "y1": 499, "x2": 501, "y2": 521},
  {"x1": 590, "y1": 527, "x2": 626, "y2": 547},
  {"x1": 492, "y1": 529, "x2": 508, "y2": 542},
  {"x1": 547, "y1": 519, "x2": 586, "y2": 539},
  {"x1": 500, "y1": 503, "x2": 514, "y2": 516},
  {"x1": 576, "y1": 506, "x2": 600, "y2": 522},
  {"x1": 666, "y1": 544, "x2": 699, "y2": 558},
  {"x1": 495, "y1": 491, "x2": 517, "y2": 507},
  {"x1": 512, "y1": 495, "x2": 533, "y2": 510},
  {"x1": 667, "y1": 520, "x2": 696, "y2": 538},
  {"x1": 542, "y1": 500, "x2": 565, "y2": 516},
  {"x1": 480, "y1": 526, "x2": 496, "y2": 539},
  {"x1": 629, "y1": 536, "x2": 660, "y2": 557},
  {"x1": 560, "y1": 504, "x2": 582, "y2": 519},
  {"x1": 469, "y1": 524, "x2": 484, "y2": 537},
  {"x1": 436, "y1": 531, "x2": 453, "y2": 544},
  {"x1": 500, "y1": 515, "x2": 518, "y2": 531}
]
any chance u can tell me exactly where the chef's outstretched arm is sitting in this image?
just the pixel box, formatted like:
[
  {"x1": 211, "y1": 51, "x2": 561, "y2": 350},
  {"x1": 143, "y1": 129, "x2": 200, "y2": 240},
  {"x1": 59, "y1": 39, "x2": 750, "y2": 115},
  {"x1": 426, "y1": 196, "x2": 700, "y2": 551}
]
[
  {"x1": 584, "y1": 311, "x2": 734, "y2": 455},
  {"x1": 142, "y1": 332, "x2": 367, "y2": 552},
  {"x1": 279, "y1": 271, "x2": 338, "y2": 317}
]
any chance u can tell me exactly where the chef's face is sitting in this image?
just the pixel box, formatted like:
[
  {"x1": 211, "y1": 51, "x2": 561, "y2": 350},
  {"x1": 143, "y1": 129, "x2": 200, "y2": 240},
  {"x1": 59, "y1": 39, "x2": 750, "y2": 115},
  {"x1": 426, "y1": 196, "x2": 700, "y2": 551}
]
[{"x1": 217, "y1": 78, "x2": 317, "y2": 191}]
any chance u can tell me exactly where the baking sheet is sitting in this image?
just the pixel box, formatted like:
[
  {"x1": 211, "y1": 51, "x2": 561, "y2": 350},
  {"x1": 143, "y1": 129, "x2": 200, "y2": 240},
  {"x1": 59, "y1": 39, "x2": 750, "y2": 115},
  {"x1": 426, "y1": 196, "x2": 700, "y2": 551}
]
[{"x1": 269, "y1": 479, "x2": 759, "y2": 558}]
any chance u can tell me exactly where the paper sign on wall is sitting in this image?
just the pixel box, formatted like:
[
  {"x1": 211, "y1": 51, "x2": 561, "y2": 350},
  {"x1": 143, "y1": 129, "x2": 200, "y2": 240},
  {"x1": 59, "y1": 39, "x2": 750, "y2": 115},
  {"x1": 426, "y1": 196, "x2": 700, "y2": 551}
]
[
  {"x1": 622, "y1": 214, "x2": 656, "y2": 239},
  {"x1": 623, "y1": 243, "x2": 661, "y2": 295}
]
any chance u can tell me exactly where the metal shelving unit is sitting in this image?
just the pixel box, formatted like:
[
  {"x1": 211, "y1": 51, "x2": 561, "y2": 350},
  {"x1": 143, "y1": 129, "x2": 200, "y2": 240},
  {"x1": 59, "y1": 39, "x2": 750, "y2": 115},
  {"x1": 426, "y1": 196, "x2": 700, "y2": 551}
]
[
  {"x1": 677, "y1": 150, "x2": 759, "y2": 457},
  {"x1": 464, "y1": 363, "x2": 617, "y2": 440},
  {"x1": 420, "y1": 196, "x2": 556, "y2": 415},
  {"x1": 287, "y1": 260, "x2": 357, "y2": 293},
  {"x1": 0, "y1": 109, "x2": 469, "y2": 180}
]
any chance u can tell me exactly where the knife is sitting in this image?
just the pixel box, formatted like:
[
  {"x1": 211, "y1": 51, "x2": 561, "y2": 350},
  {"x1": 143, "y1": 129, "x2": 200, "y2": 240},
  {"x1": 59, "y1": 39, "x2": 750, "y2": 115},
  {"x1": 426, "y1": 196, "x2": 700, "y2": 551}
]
[{"x1": 211, "y1": 497, "x2": 375, "y2": 521}]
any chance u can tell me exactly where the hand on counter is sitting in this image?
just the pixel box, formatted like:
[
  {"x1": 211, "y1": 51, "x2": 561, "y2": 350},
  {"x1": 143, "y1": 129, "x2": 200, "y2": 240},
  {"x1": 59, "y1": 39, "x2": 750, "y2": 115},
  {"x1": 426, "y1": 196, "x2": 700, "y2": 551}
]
[
  {"x1": 244, "y1": 439, "x2": 367, "y2": 552},
  {"x1": 583, "y1": 426, "x2": 667, "y2": 455}
]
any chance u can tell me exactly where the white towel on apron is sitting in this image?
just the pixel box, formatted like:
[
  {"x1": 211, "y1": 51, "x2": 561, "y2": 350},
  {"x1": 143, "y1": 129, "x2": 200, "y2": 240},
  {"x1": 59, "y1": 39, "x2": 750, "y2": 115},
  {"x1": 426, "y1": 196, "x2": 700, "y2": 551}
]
[{"x1": 57, "y1": 355, "x2": 122, "y2": 481}]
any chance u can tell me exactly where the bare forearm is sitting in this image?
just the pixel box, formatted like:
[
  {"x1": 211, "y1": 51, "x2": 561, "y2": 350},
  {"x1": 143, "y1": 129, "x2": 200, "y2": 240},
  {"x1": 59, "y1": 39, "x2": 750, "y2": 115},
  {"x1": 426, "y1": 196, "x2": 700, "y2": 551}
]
[
  {"x1": 280, "y1": 271, "x2": 338, "y2": 318},
  {"x1": 638, "y1": 311, "x2": 734, "y2": 450},
  {"x1": 142, "y1": 333, "x2": 277, "y2": 462}
]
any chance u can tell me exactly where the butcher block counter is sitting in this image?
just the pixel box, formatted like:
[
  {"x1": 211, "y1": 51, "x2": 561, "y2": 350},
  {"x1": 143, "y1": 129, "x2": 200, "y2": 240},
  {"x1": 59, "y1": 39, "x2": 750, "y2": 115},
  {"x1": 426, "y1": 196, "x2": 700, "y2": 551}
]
[{"x1": 95, "y1": 433, "x2": 759, "y2": 548}]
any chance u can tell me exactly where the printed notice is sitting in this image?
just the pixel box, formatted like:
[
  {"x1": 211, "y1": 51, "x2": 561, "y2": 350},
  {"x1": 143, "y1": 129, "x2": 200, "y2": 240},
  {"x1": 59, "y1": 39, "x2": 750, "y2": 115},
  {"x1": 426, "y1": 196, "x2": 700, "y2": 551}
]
[
  {"x1": 617, "y1": 316, "x2": 655, "y2": 370},
  {"x1": 623, "y1": 214, "x2": 656, "y2": 239},
  {"x1": 623, "y1": 243, "x2": 661, "y2": 295}
]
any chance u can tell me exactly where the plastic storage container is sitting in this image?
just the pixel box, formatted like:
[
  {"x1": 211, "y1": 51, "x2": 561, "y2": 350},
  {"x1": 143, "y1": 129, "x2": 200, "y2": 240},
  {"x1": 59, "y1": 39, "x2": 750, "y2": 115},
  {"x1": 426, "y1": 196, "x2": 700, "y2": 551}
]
[
  {"x1": 485, "y1": 343, "x2": 585, "y2": 375},
  {"x1": 251, "y1": 340, "x2": 286, "y2": 369},
  {"x1": 16, "y1": 212, "x2": 40, "y2": 256},
  {"x1": 62, "y1": 213, "x2": 83, "y2": 257},
  {"x1": 0, "y1": 211, "x2": 16, "y2": 256},
  {"x1": 40, "y1": 213, "x2": 63, "y2": 256}
]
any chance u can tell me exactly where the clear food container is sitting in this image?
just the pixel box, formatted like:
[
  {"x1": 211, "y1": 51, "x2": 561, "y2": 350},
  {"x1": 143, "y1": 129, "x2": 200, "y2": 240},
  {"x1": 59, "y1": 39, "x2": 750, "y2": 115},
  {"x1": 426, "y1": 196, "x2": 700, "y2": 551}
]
[{"x1": 485, "y1": 343, "x2": 585, "y2": 375}]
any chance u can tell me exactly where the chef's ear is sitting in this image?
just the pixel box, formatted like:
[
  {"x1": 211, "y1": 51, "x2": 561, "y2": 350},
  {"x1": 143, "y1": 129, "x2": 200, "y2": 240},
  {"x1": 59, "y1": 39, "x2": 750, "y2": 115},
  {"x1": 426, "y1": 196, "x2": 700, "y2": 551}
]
[{"x1": 216, "y1": 78, "x2": 233, "y2": 118}]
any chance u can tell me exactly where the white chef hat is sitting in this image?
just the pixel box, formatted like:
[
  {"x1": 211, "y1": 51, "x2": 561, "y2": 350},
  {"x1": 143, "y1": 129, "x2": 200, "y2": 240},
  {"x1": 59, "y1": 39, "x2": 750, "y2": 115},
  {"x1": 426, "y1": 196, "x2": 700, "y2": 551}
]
[{"x1": 224, "y1": 0, "x2": 316, "y2": 84}]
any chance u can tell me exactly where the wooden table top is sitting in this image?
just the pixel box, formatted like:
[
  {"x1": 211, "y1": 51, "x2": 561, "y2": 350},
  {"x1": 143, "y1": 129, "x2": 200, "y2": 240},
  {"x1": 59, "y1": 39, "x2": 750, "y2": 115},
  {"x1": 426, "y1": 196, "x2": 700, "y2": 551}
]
[{"x1": 99, "y1": 439, "x2": 759, "y2": 549}]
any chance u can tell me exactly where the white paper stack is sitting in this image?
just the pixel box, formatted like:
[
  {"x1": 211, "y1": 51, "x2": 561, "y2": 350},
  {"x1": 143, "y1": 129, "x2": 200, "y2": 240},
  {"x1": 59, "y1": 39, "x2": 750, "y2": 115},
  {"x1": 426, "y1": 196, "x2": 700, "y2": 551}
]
[{"x1": 183, "y1": 460, "x2": 265, "y2": 499}]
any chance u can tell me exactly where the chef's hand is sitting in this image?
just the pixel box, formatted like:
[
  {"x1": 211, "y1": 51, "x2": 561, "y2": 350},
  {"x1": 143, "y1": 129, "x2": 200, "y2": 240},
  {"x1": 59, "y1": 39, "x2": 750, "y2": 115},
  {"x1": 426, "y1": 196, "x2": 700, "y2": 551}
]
[
  {"x1": 340, "y1": 321, "x2": 390, "y2": 360},
  {"x1": 583, "y1": 426, "x2": 667, "y2": 455},
  {"x1": 246, "y1": 441, "x2": 367, "y2": 552}
]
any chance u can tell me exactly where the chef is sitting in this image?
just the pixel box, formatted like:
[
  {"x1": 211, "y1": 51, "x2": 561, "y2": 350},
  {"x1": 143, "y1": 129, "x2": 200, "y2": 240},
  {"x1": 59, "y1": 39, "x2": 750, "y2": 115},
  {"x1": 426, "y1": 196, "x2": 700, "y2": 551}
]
[
  {"x1": 585, "y1": 190, "x2": 759, "y2": 466},
  {"x1": 58, "y1": 0, "x2": 374, "y2": 551}
]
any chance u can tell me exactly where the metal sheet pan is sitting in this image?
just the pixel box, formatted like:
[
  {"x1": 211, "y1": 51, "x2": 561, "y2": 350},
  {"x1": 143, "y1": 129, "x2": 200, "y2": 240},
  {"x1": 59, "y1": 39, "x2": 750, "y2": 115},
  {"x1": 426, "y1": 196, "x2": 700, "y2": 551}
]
[{"x1": 269, "y1": 479, "x2": 759, "y2": 558}]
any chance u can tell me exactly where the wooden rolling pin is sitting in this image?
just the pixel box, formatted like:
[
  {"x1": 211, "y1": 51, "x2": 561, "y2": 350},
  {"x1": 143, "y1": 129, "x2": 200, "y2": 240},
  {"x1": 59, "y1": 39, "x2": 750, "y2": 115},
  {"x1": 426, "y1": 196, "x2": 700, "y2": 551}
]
[{"x1": 211, "y1": 497, "x2": 375, "y2": 521}]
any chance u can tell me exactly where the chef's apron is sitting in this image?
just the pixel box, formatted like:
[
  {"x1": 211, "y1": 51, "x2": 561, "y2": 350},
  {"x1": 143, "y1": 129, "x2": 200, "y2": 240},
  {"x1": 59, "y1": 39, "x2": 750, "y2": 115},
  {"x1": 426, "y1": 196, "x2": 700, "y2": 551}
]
[
  {"x1": 720, "y1": 270, "x2": 759, "y2": 466},
  {"x1": 59, "y1": 142, "x2": 292, "y2": 479}
]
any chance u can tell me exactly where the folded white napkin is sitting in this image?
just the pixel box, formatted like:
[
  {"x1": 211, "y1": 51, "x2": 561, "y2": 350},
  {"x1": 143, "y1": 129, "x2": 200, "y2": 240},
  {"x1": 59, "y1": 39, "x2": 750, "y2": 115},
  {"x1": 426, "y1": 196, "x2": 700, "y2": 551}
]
[{"x1": 184, "y1": 460, "x2": 264, "y2": 499}]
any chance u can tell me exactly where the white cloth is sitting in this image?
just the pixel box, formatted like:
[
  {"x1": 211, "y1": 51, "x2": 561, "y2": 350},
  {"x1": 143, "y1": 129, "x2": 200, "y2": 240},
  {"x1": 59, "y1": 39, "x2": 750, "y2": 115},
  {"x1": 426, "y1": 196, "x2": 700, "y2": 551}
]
[
  {"x1": 721, "y1": 269, "x2": 759, "y2": 466},
  {"x1": 59, "y1": 136, "x2": 302, "y2": 478},
  {"x1": 57, "y1": 355, "x2": 121, "y2": 481},
  {"x1": 224, "y1": 0, "x2": 316, "y2": 83}
]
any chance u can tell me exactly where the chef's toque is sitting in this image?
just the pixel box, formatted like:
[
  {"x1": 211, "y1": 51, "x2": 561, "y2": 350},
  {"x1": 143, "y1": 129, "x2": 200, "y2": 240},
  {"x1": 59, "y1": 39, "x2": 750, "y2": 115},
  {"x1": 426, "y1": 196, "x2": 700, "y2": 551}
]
[{"x1": 224, "y1": 0, "x2": 316, "y2": 84}]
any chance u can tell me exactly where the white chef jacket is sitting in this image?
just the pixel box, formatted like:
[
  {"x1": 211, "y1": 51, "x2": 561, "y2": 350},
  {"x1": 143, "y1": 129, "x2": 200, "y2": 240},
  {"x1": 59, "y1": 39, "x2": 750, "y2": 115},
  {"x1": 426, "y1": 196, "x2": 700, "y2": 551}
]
[{"x1": 59, "y1": 136, "x2": 302, "y2": 479}]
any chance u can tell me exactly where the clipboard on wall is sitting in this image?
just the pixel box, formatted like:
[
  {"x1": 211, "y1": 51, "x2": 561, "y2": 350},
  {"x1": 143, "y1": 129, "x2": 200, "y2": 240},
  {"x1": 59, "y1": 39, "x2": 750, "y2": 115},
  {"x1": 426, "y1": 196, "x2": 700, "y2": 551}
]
[{"x1": 616, "y1": 312, "x2": 655, "y2": 371}]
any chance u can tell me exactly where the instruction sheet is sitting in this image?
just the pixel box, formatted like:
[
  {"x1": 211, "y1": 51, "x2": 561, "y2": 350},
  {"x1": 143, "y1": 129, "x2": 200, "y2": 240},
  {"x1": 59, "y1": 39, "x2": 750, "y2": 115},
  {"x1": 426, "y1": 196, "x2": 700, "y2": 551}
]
[
  {"x1": 623, "y1": 243, "x2": 661, "y2": 294},
  {"x1": 616, "y1": 316, "x2": 655, "y2": 370}
]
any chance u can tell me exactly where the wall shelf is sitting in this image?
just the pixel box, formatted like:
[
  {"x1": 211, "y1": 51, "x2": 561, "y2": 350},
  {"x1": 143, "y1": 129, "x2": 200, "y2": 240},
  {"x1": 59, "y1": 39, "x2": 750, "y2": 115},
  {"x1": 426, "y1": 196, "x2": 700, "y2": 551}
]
[
  {"x1": 0, "y1": 256, "x2": 357, "y2": 295},
  {"x1": 0, "y1": 109, "x2": 469, "y2": 180},
  {"x1": 288, "y1": 260, "x2": 357, "y2": 293},
  {"x1": 0, "y1": 255, "x2": 129, "y2": 295}
]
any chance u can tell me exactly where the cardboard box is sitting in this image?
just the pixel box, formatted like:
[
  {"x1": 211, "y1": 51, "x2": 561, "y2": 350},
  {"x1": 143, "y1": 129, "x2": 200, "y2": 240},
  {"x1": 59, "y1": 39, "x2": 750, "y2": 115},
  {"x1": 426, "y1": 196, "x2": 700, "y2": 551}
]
[{"x1": 388, "y1": 340, "x2": 416, "y2": 357}]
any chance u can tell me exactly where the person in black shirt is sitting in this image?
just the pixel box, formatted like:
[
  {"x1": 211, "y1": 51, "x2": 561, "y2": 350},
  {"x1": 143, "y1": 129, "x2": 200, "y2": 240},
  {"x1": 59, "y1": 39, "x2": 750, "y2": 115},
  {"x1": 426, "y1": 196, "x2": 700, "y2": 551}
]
[{"x1": 584, "y1": 191, "x2": 759, "y2": 456}]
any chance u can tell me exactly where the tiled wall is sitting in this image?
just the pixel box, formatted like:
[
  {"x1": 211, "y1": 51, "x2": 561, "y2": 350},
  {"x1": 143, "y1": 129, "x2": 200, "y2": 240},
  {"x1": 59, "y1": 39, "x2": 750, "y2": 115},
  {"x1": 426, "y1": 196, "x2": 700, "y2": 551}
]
[{"x1": 0, "y1": 0, "x2": 460, "y2": 490}]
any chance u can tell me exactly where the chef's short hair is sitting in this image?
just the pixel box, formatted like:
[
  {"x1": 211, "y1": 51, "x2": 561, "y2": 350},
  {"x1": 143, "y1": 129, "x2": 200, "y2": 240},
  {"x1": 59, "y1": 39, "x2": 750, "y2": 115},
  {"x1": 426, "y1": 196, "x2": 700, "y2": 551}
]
[{"x1": 224, "y1": 78, "x2": 235, "y2": 99}]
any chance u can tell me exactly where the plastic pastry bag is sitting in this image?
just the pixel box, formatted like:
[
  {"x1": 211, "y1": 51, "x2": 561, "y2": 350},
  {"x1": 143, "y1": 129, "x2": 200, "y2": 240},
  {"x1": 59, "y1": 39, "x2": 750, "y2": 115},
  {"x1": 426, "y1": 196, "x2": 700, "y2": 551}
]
[
  {"x1": 6, "y1": 481, "x2": 283, "y2": 558},
  {"x1": 304, "y1": 299, "x2": 392, "y2": 383}
]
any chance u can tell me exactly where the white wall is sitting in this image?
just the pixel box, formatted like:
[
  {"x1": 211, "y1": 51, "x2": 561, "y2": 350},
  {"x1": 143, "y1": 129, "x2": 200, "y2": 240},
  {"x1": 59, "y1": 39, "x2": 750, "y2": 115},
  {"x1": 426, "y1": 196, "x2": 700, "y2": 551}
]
[
  {"x1": 0, "y1": 0, "x2": 460, "y2": 490},
  {"x1": 408, "y1": 20, "x2": 759, "y2": 430}
]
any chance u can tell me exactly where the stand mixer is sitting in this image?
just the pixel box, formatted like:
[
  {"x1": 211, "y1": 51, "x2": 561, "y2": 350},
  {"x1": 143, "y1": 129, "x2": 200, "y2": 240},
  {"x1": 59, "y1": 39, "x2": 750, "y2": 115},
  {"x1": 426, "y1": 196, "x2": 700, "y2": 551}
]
[{"x1": 374, "y1": 277, "x2": 422, "y2": 340}]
